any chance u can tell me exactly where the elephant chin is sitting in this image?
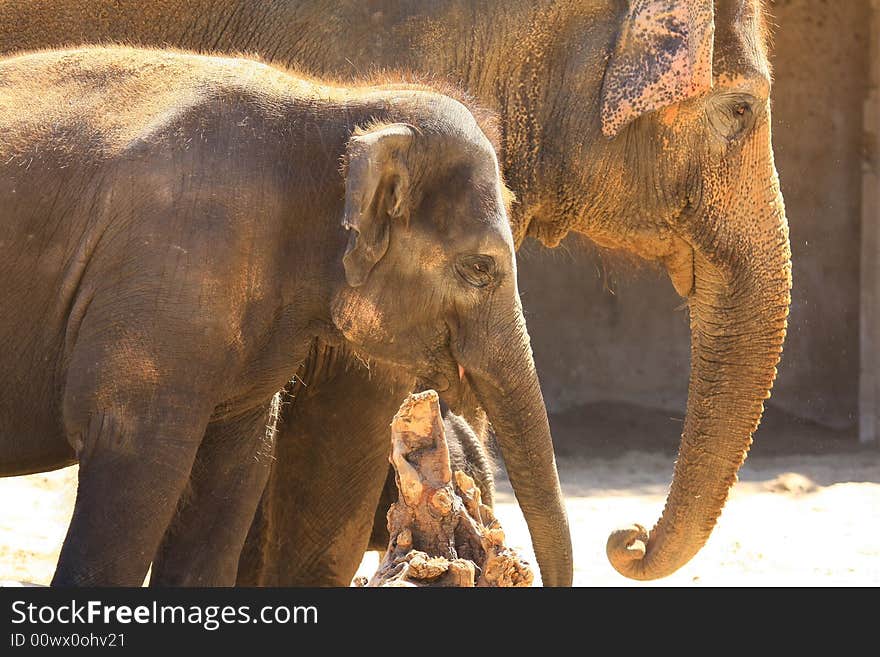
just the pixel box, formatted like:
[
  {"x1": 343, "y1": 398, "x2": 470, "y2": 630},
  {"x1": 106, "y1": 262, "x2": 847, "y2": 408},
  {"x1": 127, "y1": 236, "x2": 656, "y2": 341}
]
[{"x1": 417, "y1": 354, "x2": 472, "y2": 415}]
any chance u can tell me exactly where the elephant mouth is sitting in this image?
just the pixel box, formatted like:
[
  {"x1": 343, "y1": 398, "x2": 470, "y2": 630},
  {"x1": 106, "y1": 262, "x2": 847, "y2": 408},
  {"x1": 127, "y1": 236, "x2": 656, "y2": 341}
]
[
  {"x1": 525, "y1": 212, "x2": 569, "y2": 249},
  {"x1": 415, "y1": 352, "x2": 467, "y2": 413}
]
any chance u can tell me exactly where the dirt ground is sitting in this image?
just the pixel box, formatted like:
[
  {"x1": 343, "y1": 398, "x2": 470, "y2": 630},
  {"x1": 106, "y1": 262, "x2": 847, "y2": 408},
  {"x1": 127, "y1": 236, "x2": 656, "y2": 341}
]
[{"x1": 2, "y1": 402, "x2": 879, "y2": 587}]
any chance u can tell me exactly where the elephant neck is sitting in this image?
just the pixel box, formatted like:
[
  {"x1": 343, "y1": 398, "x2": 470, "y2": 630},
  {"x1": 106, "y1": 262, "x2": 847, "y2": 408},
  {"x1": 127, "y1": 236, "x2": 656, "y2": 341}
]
[{"x1": 390, "y1": 0, "x2": 617, "y2": 249}]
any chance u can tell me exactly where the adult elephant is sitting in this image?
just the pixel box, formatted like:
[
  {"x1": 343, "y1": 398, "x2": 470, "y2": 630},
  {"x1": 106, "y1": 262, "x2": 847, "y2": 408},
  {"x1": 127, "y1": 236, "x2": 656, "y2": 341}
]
[{"x1": 0, "y1": 0, "x2": 792, "y2": 583}]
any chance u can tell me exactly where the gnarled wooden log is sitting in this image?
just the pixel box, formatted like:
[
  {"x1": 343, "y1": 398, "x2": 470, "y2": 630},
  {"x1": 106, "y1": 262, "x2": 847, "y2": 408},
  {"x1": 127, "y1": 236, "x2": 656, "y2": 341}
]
[{"x1": 366, "y1": 390, "x2": 532, "y2": 587}]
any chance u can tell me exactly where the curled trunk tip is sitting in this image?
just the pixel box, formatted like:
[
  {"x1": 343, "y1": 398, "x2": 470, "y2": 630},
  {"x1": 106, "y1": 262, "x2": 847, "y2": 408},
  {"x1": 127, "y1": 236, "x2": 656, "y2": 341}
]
[{"x1": 605, "y1": 525, "x2": 658, "y2": 580}]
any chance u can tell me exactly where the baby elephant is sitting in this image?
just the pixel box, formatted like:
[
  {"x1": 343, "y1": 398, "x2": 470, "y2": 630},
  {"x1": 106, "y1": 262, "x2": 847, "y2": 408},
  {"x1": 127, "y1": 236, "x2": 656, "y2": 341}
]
[{"x1": 0, "y1": 46, "x2": 570, "y2": 586}]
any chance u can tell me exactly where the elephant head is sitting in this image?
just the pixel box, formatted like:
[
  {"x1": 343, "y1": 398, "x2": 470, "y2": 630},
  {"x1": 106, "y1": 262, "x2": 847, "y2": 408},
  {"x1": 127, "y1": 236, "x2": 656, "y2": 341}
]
[
  {"x1": 510, "y1": 0, "x2": 790, "y2": 580},
  {"x1": 330, "y1": 103, "x2": 573, "y2": 586},
  {"x1": 593, "y1": 0, "x2": 791, "y2": 579}
]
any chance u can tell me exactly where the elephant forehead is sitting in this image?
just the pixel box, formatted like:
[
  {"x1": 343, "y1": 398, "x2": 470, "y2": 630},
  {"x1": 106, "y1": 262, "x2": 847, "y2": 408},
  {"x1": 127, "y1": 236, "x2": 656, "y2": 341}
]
[
  {"x1": 712, "y1": 0, "x2": 771, "y2": 86},
  {"x1": 713, "y1": 72, "x2": 770, "y2": 99}
]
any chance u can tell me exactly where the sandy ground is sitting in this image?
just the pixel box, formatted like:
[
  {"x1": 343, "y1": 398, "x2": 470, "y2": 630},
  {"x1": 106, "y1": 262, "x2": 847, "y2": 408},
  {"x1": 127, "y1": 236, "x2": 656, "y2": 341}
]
[
  {"x1": 3, "y1": 413, "x2": 879, "y2": 588},
  {"x1": 496, "y1": 449, "x2": 880, "y2": 586},
  {"x1": 351, "y1": 443, "x2": 880, "y2": 586}
]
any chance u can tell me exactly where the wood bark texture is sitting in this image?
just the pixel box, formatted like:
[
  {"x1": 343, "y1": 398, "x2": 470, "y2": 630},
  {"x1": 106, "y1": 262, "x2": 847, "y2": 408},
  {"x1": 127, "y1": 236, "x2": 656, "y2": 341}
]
[{"x1": 364, "y1": 390, "x2": 533, "y2": 587}]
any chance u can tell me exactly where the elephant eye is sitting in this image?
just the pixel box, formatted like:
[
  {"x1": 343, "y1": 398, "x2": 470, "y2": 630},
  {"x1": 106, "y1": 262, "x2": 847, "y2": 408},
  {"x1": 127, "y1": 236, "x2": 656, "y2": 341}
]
[
  {"x1": 455, "y1": 254, "x2": 496, "y2": 288},
  {"x1": 732, "y1": 102, "x2": 751, "y2": 118},
  {"x1": 708, "y1": 94, "x2": 758, "y2": 146},
  {"x1": 725, "y1": 99, "x2": 756, "y2": 143}
]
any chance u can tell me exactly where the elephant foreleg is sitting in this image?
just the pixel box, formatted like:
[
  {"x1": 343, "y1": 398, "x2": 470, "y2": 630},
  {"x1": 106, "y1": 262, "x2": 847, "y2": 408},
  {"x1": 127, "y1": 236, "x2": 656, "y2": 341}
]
[{"x1": 56, "y1": 362, "x2": 215, "y2": 585}]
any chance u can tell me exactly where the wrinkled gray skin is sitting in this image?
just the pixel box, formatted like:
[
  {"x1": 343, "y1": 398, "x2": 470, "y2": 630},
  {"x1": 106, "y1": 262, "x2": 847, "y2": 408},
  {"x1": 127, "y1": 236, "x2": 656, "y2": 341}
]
[
  {"x1": 0, "y1": 47, "x2": 567, "y2": 586},
  {"x1": 443, "y1": 411, "x2": 496, "y2": 509},
  {"x1": 1, "y1": 0, "x2": 791, "y2": 583}
]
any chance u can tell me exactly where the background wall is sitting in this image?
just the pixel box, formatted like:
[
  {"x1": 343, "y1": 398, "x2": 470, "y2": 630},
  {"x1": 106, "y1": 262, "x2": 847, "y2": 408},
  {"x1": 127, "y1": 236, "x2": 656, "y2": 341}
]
[{"x1": 519, "y1": 0, "x2": 873, "y2": 436}]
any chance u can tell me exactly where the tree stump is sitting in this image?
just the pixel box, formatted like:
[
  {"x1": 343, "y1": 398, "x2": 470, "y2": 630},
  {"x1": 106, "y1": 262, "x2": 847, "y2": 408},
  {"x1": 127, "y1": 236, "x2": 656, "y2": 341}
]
[{"x1": 365, "y1": 390, "x2": 533, "y2": 587}]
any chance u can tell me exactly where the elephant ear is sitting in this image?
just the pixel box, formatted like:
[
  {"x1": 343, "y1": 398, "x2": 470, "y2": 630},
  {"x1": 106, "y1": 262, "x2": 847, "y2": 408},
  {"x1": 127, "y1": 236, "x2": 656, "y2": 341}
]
[
  {"x1": 600, "y1": 0, "x2": 715, "y2": 138},
  {"x1": 341, "y1": 123, "x2": 415, "y2": 287}
]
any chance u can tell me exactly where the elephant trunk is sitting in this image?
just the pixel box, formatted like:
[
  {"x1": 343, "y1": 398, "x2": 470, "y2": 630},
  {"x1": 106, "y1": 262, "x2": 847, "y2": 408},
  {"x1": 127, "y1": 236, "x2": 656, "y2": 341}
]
[
  {"x1": 458, "y1": 305, "x2": 573, "y2": 586},
  {"x1": 607, "y1": 116, "x2": 792, "y2": 580}
]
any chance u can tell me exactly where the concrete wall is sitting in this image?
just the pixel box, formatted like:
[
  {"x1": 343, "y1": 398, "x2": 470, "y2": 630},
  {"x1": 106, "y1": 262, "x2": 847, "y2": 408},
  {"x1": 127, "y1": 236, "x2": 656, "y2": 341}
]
[
  {"x1": 519, "y1": 0, "x2": 872, "y2": 432},
  {"x1": 859, "y1": 0, "x2": 880, "y2": 442}
]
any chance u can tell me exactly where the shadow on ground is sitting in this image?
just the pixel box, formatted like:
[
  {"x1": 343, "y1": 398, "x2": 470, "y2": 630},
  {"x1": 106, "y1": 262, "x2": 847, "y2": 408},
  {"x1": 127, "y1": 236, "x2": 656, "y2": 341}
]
[{"x1": 546, "y1": 401, "x2": 859, "y2": 459}]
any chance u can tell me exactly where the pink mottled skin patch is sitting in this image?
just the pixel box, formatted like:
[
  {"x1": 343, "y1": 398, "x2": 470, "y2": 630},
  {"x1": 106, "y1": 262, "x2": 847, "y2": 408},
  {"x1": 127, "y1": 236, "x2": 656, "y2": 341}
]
[{"x1": 601, "y1": 0, "x2": 714, "y2": 137}]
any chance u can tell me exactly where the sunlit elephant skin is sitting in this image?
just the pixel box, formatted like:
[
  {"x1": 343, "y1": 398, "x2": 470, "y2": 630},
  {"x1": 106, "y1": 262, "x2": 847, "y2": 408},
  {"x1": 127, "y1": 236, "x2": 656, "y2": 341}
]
[
  {"x1": 0, "y1": 46, "x2": 569, "y2": 586},
  {"x1": 0, "y1": 0, "x2": 791, "y2": 582}
]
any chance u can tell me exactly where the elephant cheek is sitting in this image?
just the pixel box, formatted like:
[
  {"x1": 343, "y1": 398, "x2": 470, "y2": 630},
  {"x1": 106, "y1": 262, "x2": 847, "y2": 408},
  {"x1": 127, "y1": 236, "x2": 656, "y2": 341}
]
[{"x1": 330, "y1": 289, "x2": 389, "y2": 347}]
